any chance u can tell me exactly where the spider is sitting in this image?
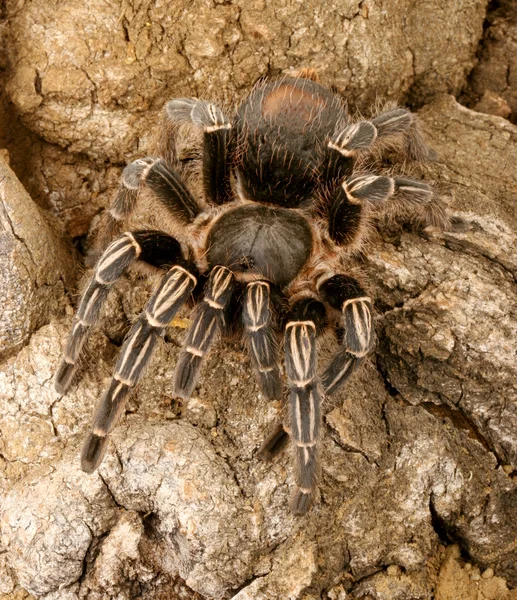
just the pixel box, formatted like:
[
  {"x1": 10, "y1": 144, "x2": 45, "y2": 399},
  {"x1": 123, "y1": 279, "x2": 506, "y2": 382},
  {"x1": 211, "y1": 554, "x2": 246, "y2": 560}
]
[{"x1": 55, "y1": 70, "x2": 442, "y2": 515}]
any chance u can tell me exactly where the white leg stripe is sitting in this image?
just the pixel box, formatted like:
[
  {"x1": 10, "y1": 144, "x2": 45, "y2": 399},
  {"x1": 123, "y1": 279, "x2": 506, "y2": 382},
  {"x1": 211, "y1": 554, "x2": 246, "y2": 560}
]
[
  {"x1": 205, "y1": 123, "x2": 232, "y2": 132},
  {"x1": 82, "y1": 288, "x2": 101, "y2": 322},
  {"x1": 186, "y1": 346, "x2": 205, "y2": 357},
  {"x1": 342, "y1": 296, "x2": 371, "y2": 310},
  {"x1": 116, "y1": 323, "x2": 142, "y2": 374},
  {"x1": 124, "y1": 231, "x2": 142, "y2": 257},
  {"x1": 152, "y1": 271, "x2": 189, "y2": 313},
  {"x1": 295, "y1": 395, "x2": 303, "y2": 441},
  {"x1": 128, "y1": 335, "x2": 154, "y2": 381},
  {"x1": 96, "y1": 239, "x2": 133, "y2": 274},
  {"x1": 145, "y1": 312, "x2": 166, "y2": 328},
  {"x1": 285, "y1": 321, "x2": 316, "y2": 330},
  {"x1": 289, "y1": 324, "x2": 313, "y2": 380},
  {"x1": 328, "y1": 141, "x2": 354, "y2": 157},
  {"x1": 205, "y1": 298, "x2": 224, "y2": 310},
  {"x1": 309, "y1": 388, "x2": 316, "y2": 442},
  {"x1": 294, "y1": 440, "x2": 317, "y2": 448},
  {"x1": 113, "y1": 374, "x2": 134, "y2": 386},
  {"x1": 326, "y1": 358, "x2": 354, "y2": 391},
  {"x1": 291, "y1": 378, "x2": 313, "y2": 388}
]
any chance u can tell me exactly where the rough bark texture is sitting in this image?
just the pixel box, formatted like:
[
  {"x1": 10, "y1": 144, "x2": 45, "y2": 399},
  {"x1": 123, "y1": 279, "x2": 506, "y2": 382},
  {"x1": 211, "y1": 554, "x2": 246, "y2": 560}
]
[
  {"x1": 4, "y1": 0, "x2": 485, "y2": 162},
  {"x1": 1, "y1": 0, "x2": 517, "y2": 599},
  {"x1": 0, "y1": 158, "x2": 76, "y2": 361},
  {"x1": 463, "y1": 0, "x2": 517, "y2": 123}
]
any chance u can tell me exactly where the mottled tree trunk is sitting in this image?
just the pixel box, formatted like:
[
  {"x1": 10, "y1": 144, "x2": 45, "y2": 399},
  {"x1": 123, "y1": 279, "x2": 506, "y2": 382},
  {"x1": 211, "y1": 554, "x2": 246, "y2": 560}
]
[{"x1": 0, "y1": 1, "x2": 516, "y2": 599}]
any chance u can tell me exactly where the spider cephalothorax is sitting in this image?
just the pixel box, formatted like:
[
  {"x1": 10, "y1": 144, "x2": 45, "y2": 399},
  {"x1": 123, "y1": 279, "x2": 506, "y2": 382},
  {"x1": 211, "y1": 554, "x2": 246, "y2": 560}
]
[{"x1": 55, "y1": 71, "x2": 441, "y2": 515}]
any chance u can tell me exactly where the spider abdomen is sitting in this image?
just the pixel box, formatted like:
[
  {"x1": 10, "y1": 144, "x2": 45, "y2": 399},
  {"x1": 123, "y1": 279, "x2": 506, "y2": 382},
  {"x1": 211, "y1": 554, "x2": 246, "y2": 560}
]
[
  {"x1": 206, "y1": 204, "x2": 312, "y2": 286},
  {"x1": 235, "y1": 77, "x2": 350, "y2": 207}
]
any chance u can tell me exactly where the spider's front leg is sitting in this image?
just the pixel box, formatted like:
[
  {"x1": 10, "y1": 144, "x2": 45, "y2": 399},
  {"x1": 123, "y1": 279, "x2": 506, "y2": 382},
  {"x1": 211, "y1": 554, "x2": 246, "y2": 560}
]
[
  {"x1": 242, "y1": 280, "x2": 282, "y2": 400},
  {"x1": 55, "y1": 230, "x2": 190, "y2": 394},
  {"x1": 173, "y1": 265, "x2": 235, "y2": 399},
  {"x1": 80, "y1": 254, "x2": 199, "y2": 472},
  {"x1": 318, "y1": 275, "x2": 374, "y2": 395},
  {"x1": 284, "y1": 297, "x2": 327, "y2": 515}
]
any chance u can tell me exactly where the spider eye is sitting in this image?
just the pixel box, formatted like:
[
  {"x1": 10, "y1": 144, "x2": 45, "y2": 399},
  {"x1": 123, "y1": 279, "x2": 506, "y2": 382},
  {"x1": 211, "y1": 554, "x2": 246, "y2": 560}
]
[{"x1": 239, "y1": 256, "x2": 255, "y2": 270}]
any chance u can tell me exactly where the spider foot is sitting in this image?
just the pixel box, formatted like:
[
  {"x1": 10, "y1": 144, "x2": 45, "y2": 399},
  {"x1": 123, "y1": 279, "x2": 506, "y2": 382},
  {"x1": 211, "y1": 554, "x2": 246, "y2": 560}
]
[
  {"x1": 319, "y1": 275, "x2": 375, "y2": 395},
  {"x1": 291, "y1": 484, "x2": 316, "y2": 516}
]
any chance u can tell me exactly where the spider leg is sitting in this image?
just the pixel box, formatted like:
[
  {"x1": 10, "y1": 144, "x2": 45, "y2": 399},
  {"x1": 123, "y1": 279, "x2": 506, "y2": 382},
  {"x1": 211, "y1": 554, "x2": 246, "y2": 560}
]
[
  {"x1": 98, "y1": 157, "x2": 202, "y2": 253},
  {"x1": 55, "y1": 230, "x2": 189, "y2": 394},
  {"x1": 328, "y1": 107, "x2": 431, "y2": 164},
  {"x1": 328, "y1": 174, "x2": 432, "y2": 246},
  {"x1": 371, "y1": 108, "x2": 433, "y2": 162},
  {"x1": 284, "y1": 297, "x2": 327, "y2": 515},
  {"x1": 173, "y1": 265, "x2": 235, "y2": 399},
  {"x1": 81, "y1": 260, "x2": 198, "y2": 472},
  {"x1": 166, "y1": 98, "x2": 232, "y2": 205},
  {"x1": 318, "y1": 275, "x2": 374, "y2": 395},
  {"x1": 242, "y1": 281, "x2": 282, "y2": 399}
]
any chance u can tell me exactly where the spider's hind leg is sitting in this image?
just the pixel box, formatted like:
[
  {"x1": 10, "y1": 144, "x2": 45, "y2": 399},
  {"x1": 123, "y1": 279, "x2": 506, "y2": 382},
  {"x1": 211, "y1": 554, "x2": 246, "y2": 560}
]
[
  {"x1": 166, "y1": 99, "x2": 233, "y2": 205},
  {"x1": 328, "y1": 106, "x2": 433, "y2": 165}
]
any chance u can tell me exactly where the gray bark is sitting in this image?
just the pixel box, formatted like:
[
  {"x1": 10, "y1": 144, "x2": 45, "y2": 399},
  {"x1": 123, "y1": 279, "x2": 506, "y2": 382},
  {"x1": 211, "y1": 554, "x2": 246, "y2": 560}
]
[{"x1": 1, "y1": 1, "x2": 516, "y2": 599}]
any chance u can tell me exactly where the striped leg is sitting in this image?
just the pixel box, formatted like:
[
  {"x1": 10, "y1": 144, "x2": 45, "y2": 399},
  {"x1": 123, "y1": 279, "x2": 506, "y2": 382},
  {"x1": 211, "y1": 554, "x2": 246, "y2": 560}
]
[
  {"x1": 242, "y1": 281, "x2": 282, "y2": 399},
  {"x1": 96, "y1": 157, "x2": 202, "y2": 253},
  {"x1": 96, "y1": 159, "x2": 151, "y2": 253},
  {"x1": 328, "y1": 108, "x2": 431, "y2": 161},
  {"x1": 371, "y1": 108, "x2": 433, "y2": 162},
  {"x1": 81, "y1": 263, "x2": 198, "y2": 472},
  {"x1": 284, "y1": 298, "x2": 327, "y2": 515},
  {"x1": 324, "y1": 108, "x2": 432, "y2": 185},
  {"x1": 318, "y1": 275, "x2": 374, "y2": 395},
  {"x1": 166, "y1": 99, "x2": 232, "y2": 205},
  {"x1": 173, "y1": 266, "x2": 235, "y2": 399},
  {"x1": 328, "y1": 174, "x2": 432, "y2": 246},
  {"x1": 55, "y1": 230, "x2": 186, "y2": 394}
]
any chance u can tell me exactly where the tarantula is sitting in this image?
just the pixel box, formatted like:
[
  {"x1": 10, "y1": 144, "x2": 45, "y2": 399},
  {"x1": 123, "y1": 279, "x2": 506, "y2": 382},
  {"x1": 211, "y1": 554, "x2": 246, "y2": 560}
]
[{"x1": 55, "y1": 70, "x2": 441, "y2": 515}]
